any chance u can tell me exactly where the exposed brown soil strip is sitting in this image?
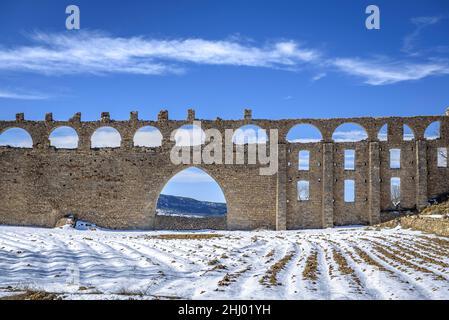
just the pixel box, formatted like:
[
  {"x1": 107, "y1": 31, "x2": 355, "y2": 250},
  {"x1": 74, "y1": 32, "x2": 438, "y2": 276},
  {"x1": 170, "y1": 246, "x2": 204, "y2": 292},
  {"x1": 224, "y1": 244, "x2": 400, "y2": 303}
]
[
  {"x1": 352, "y1": 246, "x2": 392, "y2": 274},
  {"x1": 371, "y1": 244, "x2": 445, "y2": 280},
  {"x1": 376, "y1": 235, "x2": 449, "y2": 259},
  {"x1": 332, "y1": 248, "x2": 353, "y2": 275},
  {"x1": 406, "y1": 240, "x2": 449, "y2": 260},
  {"x1": 145, "y1": 234, "x2": 222, "y2": 240},
  {"x1": 0, "y1": 291, "x2": 60, "y2": 300},
  {"x1": 218, "y1": 266, "x2": 252, "y2": 287},
  {"x1": 366, "y1": 236, "x2": 449, "y2": 273},
  {"x1": 331, "y1": 247, "x2": 362, "y2": 289},
  {"x1": 392, "y1": 242, "x2": 449, "y2": 270},
  {"x1": 302, "y1": 251, "x2": 319, "y2": 281},
  {"x1": 260, "y1": 251, "x2": 295, "y2": 286},
  {"x1": 325, "y1": 247, "x2": 336, "y2": 278},
  {"x1": 420, "y1": 236, "x2": 449, "y2": 251}
]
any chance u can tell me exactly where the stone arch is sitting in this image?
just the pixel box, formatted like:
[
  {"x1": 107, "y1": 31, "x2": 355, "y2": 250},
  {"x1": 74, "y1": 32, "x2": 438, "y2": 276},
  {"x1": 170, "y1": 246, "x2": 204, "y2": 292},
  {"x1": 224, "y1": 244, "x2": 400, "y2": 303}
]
[
  {"x1": 286, "y1": 123, "x2": 323, "y2": 143},
  {"x1": 156, "y1": 167, "x2": 227, "y2": 213},
  {"x1": 151, "y1": 166, "x2": 229, "y2": 229},
  {"x1": 332, "y1": 123, "x2": 368, "y2": 142},
  {"x1": 378, "y1": 123, "x2": 388, "y2": 141},
  {"x1": 49, "y1": 126, "x2": 79, "y2": 149},
  {"x1": 232, "y1": 124, "x2": 267, "y2": 144},
  {"x1": 133, "y1": 125, "x2": 163, "y2": 147},
  {"x1": 424, "y1": 121, "x2": 441, "y2": 140},
  {"x1": 173, "y1": 124, "x2": 206, "y2": 146},
  {"x1": 91, "y1": 126, "x2": 122, "y2": 148},
  {"x1": 403, "y1": 124, "x2": 415, "y2": 141},
  {"x1": 0, "y1": 127, "x2": 33, "y2": 148}
]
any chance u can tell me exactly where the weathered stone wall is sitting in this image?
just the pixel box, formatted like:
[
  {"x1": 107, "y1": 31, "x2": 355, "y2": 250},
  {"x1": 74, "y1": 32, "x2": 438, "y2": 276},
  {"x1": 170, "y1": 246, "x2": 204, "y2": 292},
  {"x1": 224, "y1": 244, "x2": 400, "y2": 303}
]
[
  {"x1": 154, "y1": 215, "x2": 226, "y2": 230},
  {"x1": 1, "y1": 110, "x2": 448, "y2": 230}
]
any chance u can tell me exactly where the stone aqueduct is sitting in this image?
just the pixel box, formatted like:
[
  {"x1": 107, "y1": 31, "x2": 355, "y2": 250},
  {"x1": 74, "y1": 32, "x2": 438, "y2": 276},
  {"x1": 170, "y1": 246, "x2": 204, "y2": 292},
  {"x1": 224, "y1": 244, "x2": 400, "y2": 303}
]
[{"x1": 1, "y1": 109, "x2": 449, "y2": 230}]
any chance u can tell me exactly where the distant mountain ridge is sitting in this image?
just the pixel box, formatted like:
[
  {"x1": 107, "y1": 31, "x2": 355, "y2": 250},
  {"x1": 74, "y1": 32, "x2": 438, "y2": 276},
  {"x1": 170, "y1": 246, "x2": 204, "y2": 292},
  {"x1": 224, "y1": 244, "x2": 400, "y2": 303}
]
[{"x1": 156, "y1": 194, "x2": 227, "y2": 217}]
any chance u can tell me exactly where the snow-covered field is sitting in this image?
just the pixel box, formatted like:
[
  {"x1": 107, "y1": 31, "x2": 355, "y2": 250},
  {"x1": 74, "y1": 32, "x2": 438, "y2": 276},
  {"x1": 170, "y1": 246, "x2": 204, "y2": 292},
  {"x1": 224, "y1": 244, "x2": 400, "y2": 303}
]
[{"x1": 0, "y1": 224, "x2": 448, "y2": 300}]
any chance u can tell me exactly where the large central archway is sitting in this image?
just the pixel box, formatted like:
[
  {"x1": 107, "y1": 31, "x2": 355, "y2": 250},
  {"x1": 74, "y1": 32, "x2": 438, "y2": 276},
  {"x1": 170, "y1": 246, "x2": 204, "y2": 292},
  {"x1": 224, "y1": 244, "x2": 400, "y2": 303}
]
[{"x1": 154, "y1": 167, "x2": 228, "y2": 230}]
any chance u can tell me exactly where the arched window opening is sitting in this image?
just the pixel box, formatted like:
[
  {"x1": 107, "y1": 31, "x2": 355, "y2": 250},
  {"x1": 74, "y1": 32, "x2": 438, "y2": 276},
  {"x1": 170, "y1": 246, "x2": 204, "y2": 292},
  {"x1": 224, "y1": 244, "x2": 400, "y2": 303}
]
[
  {"x1": 174, "y1": 124, "x2": 206, "y2": 146},
  {"x1": 232, "y1": 125, "x2": 267, "y2": 145},
  {"x1": 378, "y1": 124, "x2": 388, "y2": 141},
  {"x1": 286, "y1": 124, "x2": 322, "y2": 143},
  {"x1": 134, "y1": 126, "x2": 162, "y2": 147},
  {"x1": 156, "y1": 167, "x2": 227, "y2": 218},
  {"x1": 49, "y1": 126, "x2": 79, "y2": 149},
  {"x1": 332, "y1": 123, "x2": 368, "y2": 142},
  {"x1": 0, "y1": 128, "x2": 33, "y2": 148},
  {"x1": 403, "y1": 124, "x2": 414, "y2": 141},
  {"x1": 91, "y1": 127, "x2": 121, "y2": 148},
  {"x1": 424, "y1": 121, "x2": 440, "y2": 140}
]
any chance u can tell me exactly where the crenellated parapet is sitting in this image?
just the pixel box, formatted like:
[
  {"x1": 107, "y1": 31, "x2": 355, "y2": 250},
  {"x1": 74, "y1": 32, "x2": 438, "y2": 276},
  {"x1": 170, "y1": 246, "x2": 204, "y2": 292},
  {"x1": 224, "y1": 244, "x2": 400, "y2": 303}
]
[{"x1": 1, "y1": 109, "x2": 448, "y2": 150}]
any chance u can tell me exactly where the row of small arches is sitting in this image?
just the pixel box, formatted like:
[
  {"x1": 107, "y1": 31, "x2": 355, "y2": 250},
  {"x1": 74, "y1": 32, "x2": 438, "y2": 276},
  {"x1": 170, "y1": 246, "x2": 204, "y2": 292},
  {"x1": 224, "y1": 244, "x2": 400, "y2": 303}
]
[
  {"x1": 0, "y1": 126, "x2": 160, "y2": 149},
  {"x1": 0, "y1": 124, "x2": 268, "y2": 149},
  {"x1": 0, "y1": 121, "x2": 442, "y2": 148},
  {"x1": 286, "y1": 122, "x2": 441, "y2": 142}
]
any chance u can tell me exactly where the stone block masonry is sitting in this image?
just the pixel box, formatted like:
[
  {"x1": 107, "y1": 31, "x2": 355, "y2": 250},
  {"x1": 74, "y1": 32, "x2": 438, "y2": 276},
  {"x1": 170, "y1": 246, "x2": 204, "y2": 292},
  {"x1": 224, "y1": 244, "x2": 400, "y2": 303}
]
[{"x1": 1, "y1": 109, "x2": 448, "y2": 230}]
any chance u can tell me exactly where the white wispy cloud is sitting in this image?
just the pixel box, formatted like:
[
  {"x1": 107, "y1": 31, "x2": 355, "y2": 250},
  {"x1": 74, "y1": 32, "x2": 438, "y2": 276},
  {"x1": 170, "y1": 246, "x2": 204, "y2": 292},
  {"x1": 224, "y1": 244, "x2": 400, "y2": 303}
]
[
  {"x1": 402, "y1": 16, "x2": 443, "y2": 56},
  {"x1": 0, "y1": 29, "x2": 448, "y2": 86},
  {"x1": 173, "y1": 125, "x2": 206, "y2": 146},
  {"x1": 50, "y1": 135, "x2": 78, "y2": 149},
  {"x1": 311, "y1": 72, "x2": 326, "y2": 81},
  {"x1": 298, "y1": 151, "x2": 310, "y2": 170},
  {"x1": 343, "y1": 15, "x2": 449, "y2": 85},
  {"x1": 0, "y1": 31, "x2": 319, "y2": 76},
  {"x1": 91, "y1": 127, "x2": 121, "y2": 148},
  {"x1": 0, "y1": 137, "x2": 32, "y2": 148},
  {"x1": 378, "y1": 133, "x2": 388, "y2": 141},
  {"x1": 48, "y1": 126, "x2": 79, "y2": 149},
  {"x1": 289, "y1": 138, "x2": 322, "y2": 143},
  {"x1": 403, "y1": 133, "x2": 415, "y2": 141},
  {"x1": 0, "y1": 128, "x2": 33, "y2": 148},
  {"x1": 332, "y1": 129, "x2": 368, "y2": 142},
  {"x1": 232, "y1": 126, "x2": 267, "y2": 145},
  {"x1": 0, "y1": 88, "x2": 48, "y2": 100},
  {"x1": 134, "y1": 127, "x2": 163, "y2": 147},
  {"x1": 331, "y1": 57, "x2": 449, "y2": 85},
  {"x1": 168, "y1": 168, "x2": 217, "y2": 183}
]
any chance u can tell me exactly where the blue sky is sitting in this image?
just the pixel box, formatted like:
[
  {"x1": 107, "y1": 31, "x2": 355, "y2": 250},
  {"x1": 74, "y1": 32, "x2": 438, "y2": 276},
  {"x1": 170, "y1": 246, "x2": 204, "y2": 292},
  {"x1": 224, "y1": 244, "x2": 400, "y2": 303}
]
[{"x1": 1, "y1": 0, "x2": 449, "y2": 202}]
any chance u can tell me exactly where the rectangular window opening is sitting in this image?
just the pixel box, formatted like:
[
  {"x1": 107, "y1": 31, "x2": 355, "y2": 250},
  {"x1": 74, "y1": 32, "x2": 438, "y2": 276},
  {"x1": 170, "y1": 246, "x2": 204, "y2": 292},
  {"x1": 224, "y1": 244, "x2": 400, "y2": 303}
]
[
  {"x1": 344, "y1": 179, "x2": 355, "y2": 203},
  {"x1": 438, "y1": 148, "x2": 447, "y2": 168},
  {"x1": 344, "y1": 149, "x2": 355, "y2": 170},
  {"x1": 390, "y1": 149, "x2": 401, "y2": 169},
  {"x1": 298, "y1": 150, "x2": 310, "y2": 171},
  {"x1": 298, "y1": 180, "x2": 310, "y2": 201},
  {"x1": 391, "y1": 177, "x2": 401, "y2": 206}
]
